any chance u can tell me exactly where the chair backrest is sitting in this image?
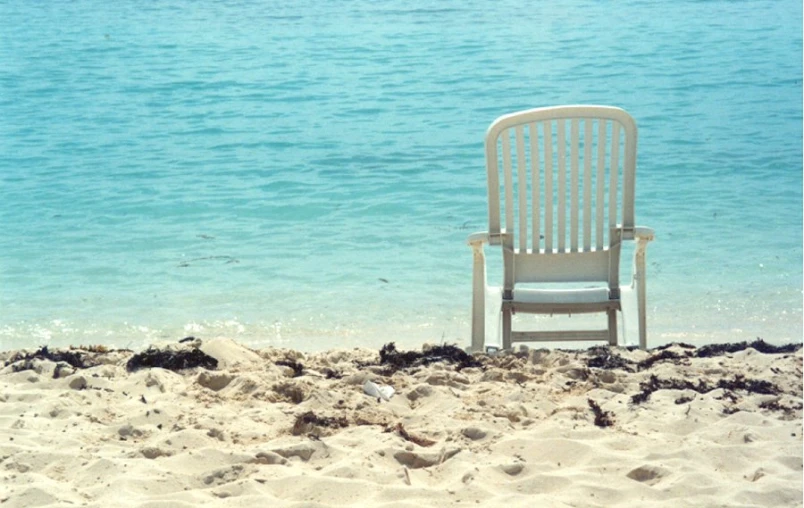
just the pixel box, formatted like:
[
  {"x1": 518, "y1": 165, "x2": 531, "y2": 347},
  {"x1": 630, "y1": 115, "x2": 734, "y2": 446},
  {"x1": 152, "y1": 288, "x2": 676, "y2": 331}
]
[{"x1": 485, "y1": 105, "x2": 638, "y2": 286}]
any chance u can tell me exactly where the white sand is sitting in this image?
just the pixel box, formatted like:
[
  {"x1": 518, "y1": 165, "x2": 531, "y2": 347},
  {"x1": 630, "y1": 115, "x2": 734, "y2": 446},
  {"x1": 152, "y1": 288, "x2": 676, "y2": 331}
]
[{"x1": 0, "y1": 338, "x2": 801, "y2": 507}]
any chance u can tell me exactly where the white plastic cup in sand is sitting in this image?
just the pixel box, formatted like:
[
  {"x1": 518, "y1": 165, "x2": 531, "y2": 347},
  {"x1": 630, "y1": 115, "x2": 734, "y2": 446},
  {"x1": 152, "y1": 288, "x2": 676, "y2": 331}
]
[{"x1": 363, "y1": 380, "x2": 395, "y2": 401}]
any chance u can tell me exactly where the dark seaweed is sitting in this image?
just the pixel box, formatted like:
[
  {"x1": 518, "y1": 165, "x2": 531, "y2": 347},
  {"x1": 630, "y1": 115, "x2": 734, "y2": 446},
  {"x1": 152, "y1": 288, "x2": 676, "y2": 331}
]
[
  {"x1": 276, "y1": 360, "x2": 305, "y2": 377},
  {"x1": 630, "y1": 376, "x2": 708, "y2": 404},
  {"x1": 717, "y1": 375, "x2": 777, "y2": 395},
  {"x1": 10, "y1": 359, "x2": 38, "y2": 374},
  {"x1": 588, "y1": 399, "x2": 615, "y2": 427},
  {"x1": 378, "y1": 343, "x2": 483, "y2": 373},
  {"x1": 292, "y1": 411, "x2": 349, "y2": 435},
  {"x1": 586, "y1": 348, "x2": 636, "y2": 372},
  {"x1": 630, "y1": 374, "x2": 783, "y2": 405},
  {"x1": 695, "y1": 339, "x2": 801, "y2": 357},
  {"x1": 636, "y1": 350, "x2": 691, "y2": 370},
  {"x1": 4, "y1": 346, "x2": 88, "y2": 369},
  {"x1": 759, "y1": 400, "x2": 804, "y2": 414},
  {"x1": 653, "y1": 342, "x2": 696, "y2": 351},
  {"x1": 392, "y1": 422, "x2": 436, "y2": 447},
  {"x1": 126, "y1": 347, "x2": 218, "y2": 372},
  {"x1": 323, "y1": 368, "x2": 343, "y2": 379},
  {"x1": 585, "y1": 339, "x2": 801, "y2": 373}
]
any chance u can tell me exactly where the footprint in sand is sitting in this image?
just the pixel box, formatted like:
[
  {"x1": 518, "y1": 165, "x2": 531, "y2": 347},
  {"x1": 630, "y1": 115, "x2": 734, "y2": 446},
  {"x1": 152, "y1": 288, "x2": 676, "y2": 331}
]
[{"x1": 626, "y1": 465, "x2": 670, "y2": 486}]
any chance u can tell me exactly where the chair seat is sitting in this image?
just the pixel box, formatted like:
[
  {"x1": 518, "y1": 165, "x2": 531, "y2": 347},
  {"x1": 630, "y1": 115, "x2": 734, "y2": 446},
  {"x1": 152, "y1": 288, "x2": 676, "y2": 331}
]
[{"x1": 512, "y1": 286, "x2": 611, "y2": 305}]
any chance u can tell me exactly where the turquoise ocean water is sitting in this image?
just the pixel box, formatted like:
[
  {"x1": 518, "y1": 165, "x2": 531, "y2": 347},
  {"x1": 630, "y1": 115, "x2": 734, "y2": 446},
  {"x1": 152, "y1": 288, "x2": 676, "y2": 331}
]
[{"x1": 1, "y1": 0, "x2": 801, "y2": 351}]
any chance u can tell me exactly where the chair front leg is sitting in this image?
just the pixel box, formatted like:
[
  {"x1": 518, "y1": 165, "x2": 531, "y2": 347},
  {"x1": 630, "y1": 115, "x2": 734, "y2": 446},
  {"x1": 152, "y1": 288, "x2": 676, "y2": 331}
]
[
  {"x1": 502, "y1": 305, "x2": 512, "y2": 350},
  {"x1": 470, "y1": 242, "x2": 487, "y2": 352}
]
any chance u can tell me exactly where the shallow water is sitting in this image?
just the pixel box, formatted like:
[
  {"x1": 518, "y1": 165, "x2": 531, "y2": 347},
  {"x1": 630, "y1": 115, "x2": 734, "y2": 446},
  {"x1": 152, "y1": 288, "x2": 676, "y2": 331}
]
[{"x1": 1, "y1": 0, "x2": 801, "y2": 351}]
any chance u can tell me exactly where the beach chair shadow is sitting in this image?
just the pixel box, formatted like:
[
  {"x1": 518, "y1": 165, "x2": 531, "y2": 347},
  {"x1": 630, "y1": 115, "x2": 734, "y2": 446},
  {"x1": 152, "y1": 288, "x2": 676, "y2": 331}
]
[{"x1": 468, "y1": 106, "x2": 655, "y2": 352}]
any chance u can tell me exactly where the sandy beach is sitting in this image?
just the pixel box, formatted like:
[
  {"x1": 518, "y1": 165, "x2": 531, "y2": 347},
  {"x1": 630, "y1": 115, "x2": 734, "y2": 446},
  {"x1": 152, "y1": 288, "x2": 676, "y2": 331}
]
[{"x1": 0, "y1": 338, "x2": 801, "y2": 507}]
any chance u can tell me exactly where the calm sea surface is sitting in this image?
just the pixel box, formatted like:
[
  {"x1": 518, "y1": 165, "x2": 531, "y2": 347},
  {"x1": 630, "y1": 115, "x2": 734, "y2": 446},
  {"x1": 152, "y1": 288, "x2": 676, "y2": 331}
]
[{"x1": 1, "y1": 0, "x2": 801, "y2": 351}]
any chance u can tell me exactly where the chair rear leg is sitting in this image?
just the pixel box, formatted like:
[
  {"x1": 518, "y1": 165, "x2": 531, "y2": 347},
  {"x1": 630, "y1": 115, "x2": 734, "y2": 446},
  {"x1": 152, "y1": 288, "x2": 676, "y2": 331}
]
[
  {"x1": 470, "y1": 284, "x2": 485, "y2": 353},
  {"x1": 502, "y1": 308, "x2": 512, "y2": 350},
  {"x1": 607, "y1": 310, "x2": 618, "y2": 346},
  {"x1": 637, "y1": 266, "x2": 648, "y2": 351}
]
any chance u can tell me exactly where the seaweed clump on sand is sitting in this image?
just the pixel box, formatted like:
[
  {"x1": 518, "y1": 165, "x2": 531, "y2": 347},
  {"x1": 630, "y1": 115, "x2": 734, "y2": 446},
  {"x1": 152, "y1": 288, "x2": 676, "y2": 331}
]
[
  {"x1": 586, "y1": 347, "x2": 637, "y2": 372},
  {"x1": 586, "y1": 339, "x2": 802, "y2": 373},
  {"x1": 126, "y1": 347, "x2": 218, "y2": 372},
  {"x1": 695, "y1": 338, "x2": 801, "y2": 357},
  {"x1": 630, "y1": 374, "x2": 783, "y2": 405},
  {"x1": 759, "y1": 399, "x2": 804, "y2": 417},
  {"x1": 377, "y1": 343, "x2": 483, "y2": 374},
  {"x1": 292, "y1": 411, "x2": 349, "y2": 436},
  {"x1": 585, "y1": 346, "x2": 693, "y2": 373},
  {"x1": 636, "y1": 349, "x2": 693, "y2": 370},
  {"x1": 4, "y1": 346, "x2": 90, "y2": 370},
  {"x1": 276, "y1": 359, "x2": 305, "y2": 377}
]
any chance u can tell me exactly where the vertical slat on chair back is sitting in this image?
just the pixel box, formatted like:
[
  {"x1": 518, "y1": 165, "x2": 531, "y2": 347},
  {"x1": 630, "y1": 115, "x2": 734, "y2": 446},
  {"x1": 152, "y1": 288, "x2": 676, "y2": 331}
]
[{"x1": 485, "y1": 106, "x2": 636, "y2": 253}]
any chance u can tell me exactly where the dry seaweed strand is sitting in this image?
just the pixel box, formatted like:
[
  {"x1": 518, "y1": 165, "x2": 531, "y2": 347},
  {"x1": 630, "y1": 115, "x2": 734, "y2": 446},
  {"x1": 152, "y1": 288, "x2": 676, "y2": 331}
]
[
  {"x1": 323, "y1": 368, "x2": 343, "y2": 379},
  {"x1": 392, "y1": 423, "x2": 436, "y2": 447},
  {"x1": 587, "y1": 399, "x2": 615, "y2": 427},
  {"x1": 586, "y1": 347, "x2": 636, "y2": 372},
  {"x1": 276, "y1": 360, "x2": 305, "y2": 377},
  {"x1": 69, "y1": 344, "x2": 112, "y2": 353},
  {"x1": 5, "y1": 346, "x2": 89, "y2": 369},
  {"x1": 636, "y1": 350, "x2": 691, "y2": 370},
  {"x1": 586, "y1": 339, "x2": 802, "y2": 374},
  {"x1": 377, "y1": 342, "x2": 483, "y2": 374},
  {"x1": 675, "y1": 395, "x2": 695, "y2": 405},
  {"x1": 695, "y1": 339, "x2": 801, "y2": 357},
  {"x1": 292, "y1": 411, "x2": 348, "y2": 435},
  {"x1": 759, "y1": 400, "x2": 804, "y2": 416},
  {"x1": 630, "y1": 374, "x2": 783, "y2": 405}
]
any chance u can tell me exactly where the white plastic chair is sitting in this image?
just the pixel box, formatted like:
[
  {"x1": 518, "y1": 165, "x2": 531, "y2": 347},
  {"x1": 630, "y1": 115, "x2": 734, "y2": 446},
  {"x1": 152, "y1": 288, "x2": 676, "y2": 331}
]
[{"x1": 468, "y1": 106, "x2": 654, "y2": 351}]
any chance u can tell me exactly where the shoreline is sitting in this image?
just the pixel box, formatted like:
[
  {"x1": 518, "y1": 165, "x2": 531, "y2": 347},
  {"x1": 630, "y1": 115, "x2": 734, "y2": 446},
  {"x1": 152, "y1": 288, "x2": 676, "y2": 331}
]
[
  {"x1": 1, "y1": 338, "x2": 802, "y2": 506},
  {"x1": 1, "y1": 312, "x2": 801, "y2": 355}
]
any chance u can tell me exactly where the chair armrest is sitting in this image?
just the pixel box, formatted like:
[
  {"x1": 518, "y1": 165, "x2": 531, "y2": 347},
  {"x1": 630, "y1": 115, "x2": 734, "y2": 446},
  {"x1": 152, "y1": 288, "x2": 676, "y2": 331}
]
[{"x1": 467, "y1": 231, "x2": 490, "y2": 247}]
